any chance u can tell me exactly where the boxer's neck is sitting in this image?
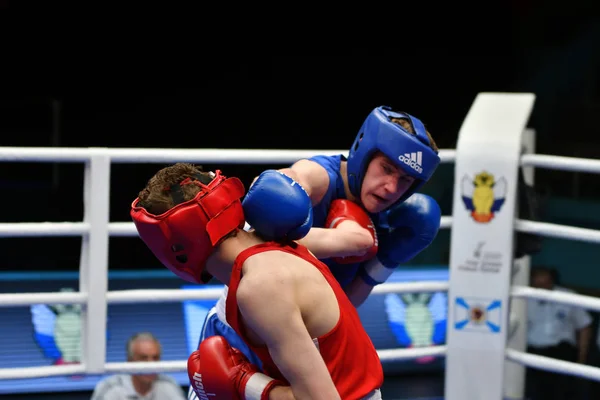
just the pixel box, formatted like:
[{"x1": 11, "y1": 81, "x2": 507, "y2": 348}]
[{"x1": 206, "y1": 230, "x2": 264, "y2": 284}]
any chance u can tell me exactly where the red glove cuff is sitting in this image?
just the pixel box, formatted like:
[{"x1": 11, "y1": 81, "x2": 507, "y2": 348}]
[
  {"x1": 260, "y1": 378, "x2": 286, "y2": 400},
  {"x1": 326, "y1": 200, "x2": 378, "y2": 264},
  {"x1": 243, "y1": 373, "x2": 285, "y2": 400}
]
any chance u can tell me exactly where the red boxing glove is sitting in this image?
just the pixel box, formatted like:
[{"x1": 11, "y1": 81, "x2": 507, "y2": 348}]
[
  {"x1": 188, "y1": 336, "x2": 283, "y2": 400},
  {"x1": 325, "y1": 199, "x2": 378, "y2": 264}
]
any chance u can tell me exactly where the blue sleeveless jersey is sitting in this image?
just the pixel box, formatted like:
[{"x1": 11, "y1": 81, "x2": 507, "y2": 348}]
[
  {"x1": 307, "y1": 154, "x2": 366, "y2": 288},
  {"x1": 308, "y1": 155, "x2": 347, "y2": 226}
]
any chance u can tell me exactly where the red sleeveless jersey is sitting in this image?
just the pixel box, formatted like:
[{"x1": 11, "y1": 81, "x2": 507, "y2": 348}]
[{"x1": 225, "y1": 241, "x2": 383, "y2": 400}]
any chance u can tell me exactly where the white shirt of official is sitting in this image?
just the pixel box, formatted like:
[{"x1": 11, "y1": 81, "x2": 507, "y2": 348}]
[
  {"x1": 527, "y1": 285, "x2": 592, "y2": 348},
  {"x1": 91, "y1": 374, "x2": 186, "y2": 400}
]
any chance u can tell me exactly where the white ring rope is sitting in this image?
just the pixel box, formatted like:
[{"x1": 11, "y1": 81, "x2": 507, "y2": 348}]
[
  {"x1": 0, "y1": 219, "x2": 449, "y2": 238},
  {"x1": 371, "y1": 281, "x2": 449, "y2": 295},
  {"x1": 440, "y1": 216, "x2": 451, "y2": 230},
  {"x1": 377, "y1": 346, "x2": 447, "y2": 361},
  {"x1": 0, "y1": 222, "x2": 90, "y2": 237},
  {"x1": 0, "y1": 291, "x2": 87, "y2": 307},
  {"x1": 0, "y1": 281, "x2": 450, "y2": 308},
  {"x1": 0, "y1": 146, "x2": 457, "y2": 164},
  {"x1": 506, "y1": 349, "x2": 600, "y2": 382},
  {"x1": 511, "y1": 285, "x2": 600, "y2": 313},
  {"x1": 6, "y1": 343, "x2": 600, "y2": 382},
  {"x1": 0, "y1": 365, "x2": 87, "y2": 380},
  {"x1": 521, "y1": 154, "x2": 600, "y2": 174},
  {"x1": 515, "y1": 219, "x2": 600, "y2": 244},
  {"x1": 0, "y1": 347, "x2": 449, "y2": 380},
  {"x1": 6, "y1": 216, "x2": 600, "y2": 246},
  {"x1": 3, "y1": 217, "x2": 600, "y2": 246},
  {"x1": 0, "y1": 147, "x2": 348, "y2": 164}
]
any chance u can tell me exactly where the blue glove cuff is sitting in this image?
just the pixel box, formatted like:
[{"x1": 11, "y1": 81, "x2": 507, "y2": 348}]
[{"x1": 359, "y1": 258, "x2": 395, "y2": 286}]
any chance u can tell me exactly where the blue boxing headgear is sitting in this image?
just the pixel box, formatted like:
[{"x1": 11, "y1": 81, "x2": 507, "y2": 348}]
[{"x1": 347, "y1": 106, "x2": 440, "y2": 205}]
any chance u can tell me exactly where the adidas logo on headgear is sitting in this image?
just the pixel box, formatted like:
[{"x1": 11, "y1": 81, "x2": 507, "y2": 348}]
[{"x1": 398, "y1": 151, "x2": 423, "y2": 174}]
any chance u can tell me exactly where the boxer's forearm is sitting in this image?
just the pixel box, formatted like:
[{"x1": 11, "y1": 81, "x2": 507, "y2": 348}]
[
  {"x1": 296, "y1": 225, "x2": 372, "y2": 259},
  {"x1": 269, "y1": 386, "x2": 295, "y2": 400},
  {"x1": 344, "y1": 274, "x2": 375, "y2": 308}
]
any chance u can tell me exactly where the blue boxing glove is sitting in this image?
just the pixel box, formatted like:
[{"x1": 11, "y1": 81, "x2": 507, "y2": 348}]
[
  {"x1": 359, "y1": 194, "x2": 441, "y2": 286},
  {"x1": 242, "y1": 170, "x2": 313, "y2": 241}
]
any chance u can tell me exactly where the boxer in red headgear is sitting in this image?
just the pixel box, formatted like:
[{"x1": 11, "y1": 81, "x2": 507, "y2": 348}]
[
  {"x1": 131, "y1": 169, "x2": 246, "y2": 285},
  {"x1": 131, "y1": 163, "x2": 383, "y2": 400}
]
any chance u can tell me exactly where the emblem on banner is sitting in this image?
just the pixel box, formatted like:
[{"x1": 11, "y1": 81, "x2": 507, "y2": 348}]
[
  {"x1": 30, "y1": 287, "x2": 110, "y2": 379},
  {"x1": 454, "y1": 297, "x2": 501, "y2": 334},
  {"x1": 31, "y1": 287, "x2": 83, "y2": 367},
  {"x1": 461, "y1": 171, "x2": 506, "y2": 223},
  {"x1": 384, "y1": 292, "x2": 447, "y2": 363}
]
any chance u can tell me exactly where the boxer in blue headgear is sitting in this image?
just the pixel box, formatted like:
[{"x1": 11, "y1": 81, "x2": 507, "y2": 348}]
[
  {"x1": 347, "y1": 106, "x2": 440, "y2": 208},
  {"x1": 242, "y1": 104, "x2": 441, "y2": 295},
  {"x1": 187, "y1": 106, "x2": 443, "y2": 400}
]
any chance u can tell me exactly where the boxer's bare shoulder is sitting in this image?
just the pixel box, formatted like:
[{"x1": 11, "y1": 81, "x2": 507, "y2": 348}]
[{"x1": 280, "y1": 159, "x2": 330, "y2": 203}]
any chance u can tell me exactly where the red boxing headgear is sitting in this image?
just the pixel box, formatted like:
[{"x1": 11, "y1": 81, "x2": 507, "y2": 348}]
[{"x1": 130, "y1": 170, "x2": 246, "y2": 284}]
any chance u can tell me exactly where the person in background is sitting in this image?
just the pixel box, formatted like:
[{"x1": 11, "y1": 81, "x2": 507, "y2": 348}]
[
  {"x1": 584, "y1": 318, "x2": 600, "y2": 399},
  {"x1": 91, "y1": 332, "x2": 187, "y2": 400},
  {"x1": 525, "y1": 266, "x2": 592, "y2": 400}
]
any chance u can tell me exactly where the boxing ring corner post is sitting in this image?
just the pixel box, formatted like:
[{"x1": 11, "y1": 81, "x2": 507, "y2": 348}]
[
  {"x1": 79, "y1": 154, "x2": 111, "y2": 374},
  {"x1": 444, "y1": 92, "x2": 536, "y2": 400}
]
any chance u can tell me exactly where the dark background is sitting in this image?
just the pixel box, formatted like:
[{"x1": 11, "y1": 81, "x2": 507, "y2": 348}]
[{"x1": 1, "y1": 3, "x2": 599, "y2": 275}]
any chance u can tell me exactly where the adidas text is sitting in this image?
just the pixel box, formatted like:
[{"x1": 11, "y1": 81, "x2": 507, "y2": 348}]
[{"x1": 398, "y1": 152, "x2": 423, "y2": 174}]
